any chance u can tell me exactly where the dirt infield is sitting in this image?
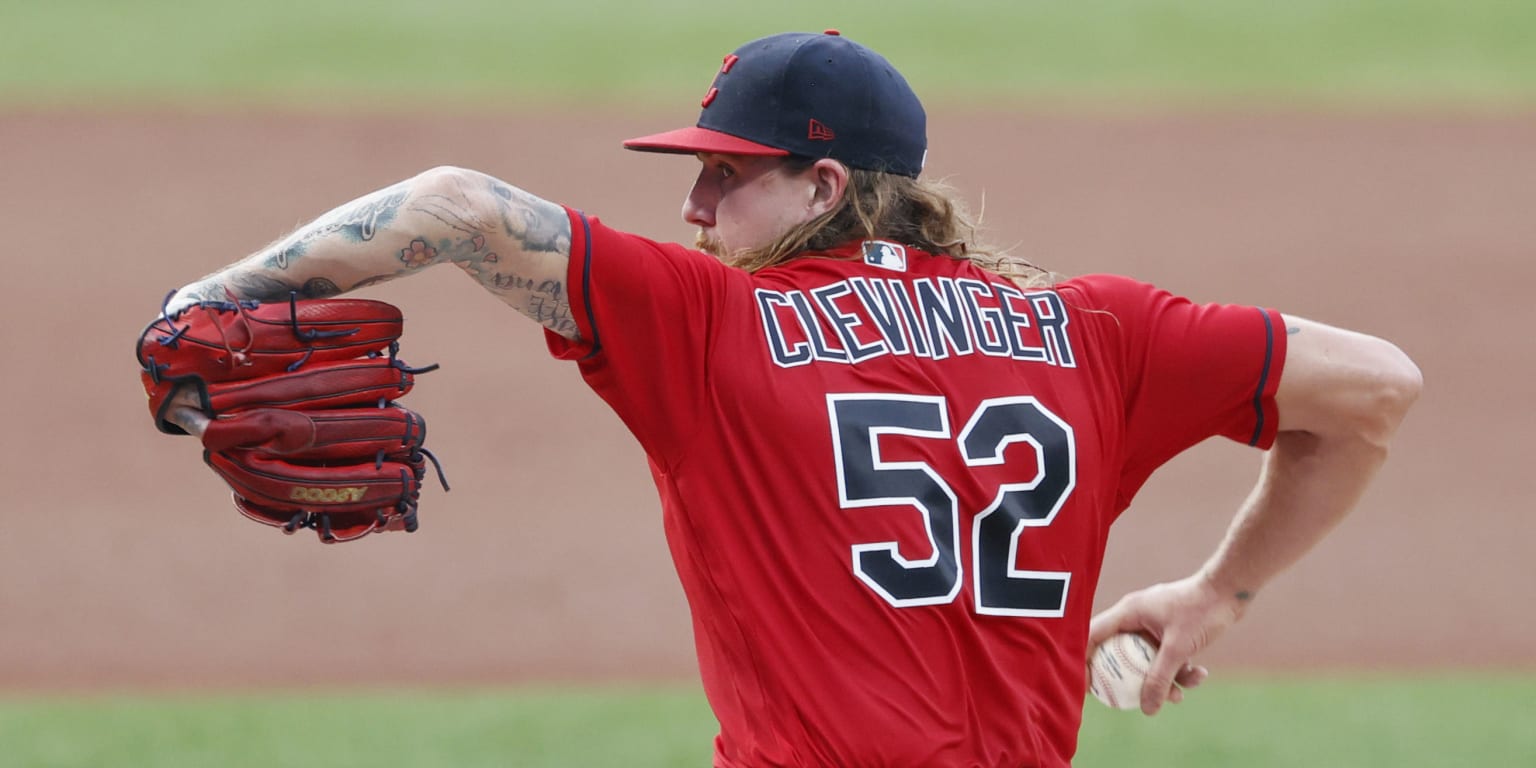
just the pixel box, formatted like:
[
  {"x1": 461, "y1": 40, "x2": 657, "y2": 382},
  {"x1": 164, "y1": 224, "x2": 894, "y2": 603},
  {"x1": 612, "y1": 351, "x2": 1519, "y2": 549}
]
[{"x1": 1, "y1": 108, "x2": 1532, "y2": 691}]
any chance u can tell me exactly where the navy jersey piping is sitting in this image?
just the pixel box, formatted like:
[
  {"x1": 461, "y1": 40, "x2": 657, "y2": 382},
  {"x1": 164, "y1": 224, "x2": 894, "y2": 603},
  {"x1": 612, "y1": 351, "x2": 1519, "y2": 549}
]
[
  {"x1": 1248, "y1": 308, "x2": 1275, "y2": 446},
  {"x1": 576, "y1": 212, "x2": 602, "y2": 360}
]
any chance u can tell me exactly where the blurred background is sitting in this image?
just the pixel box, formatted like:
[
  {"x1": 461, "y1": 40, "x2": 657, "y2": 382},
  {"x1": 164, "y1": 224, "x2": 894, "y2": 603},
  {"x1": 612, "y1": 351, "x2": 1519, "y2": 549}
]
[{"x1": 2, "y1": 1, "x2": 1533, "y2": 765}]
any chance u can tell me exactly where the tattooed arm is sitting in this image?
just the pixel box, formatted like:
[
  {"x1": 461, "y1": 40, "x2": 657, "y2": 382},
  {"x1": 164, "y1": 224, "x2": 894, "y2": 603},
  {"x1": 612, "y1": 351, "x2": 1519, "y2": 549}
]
[{"x1": 171, "y1": 166, "x2": 579, "y2": 339}]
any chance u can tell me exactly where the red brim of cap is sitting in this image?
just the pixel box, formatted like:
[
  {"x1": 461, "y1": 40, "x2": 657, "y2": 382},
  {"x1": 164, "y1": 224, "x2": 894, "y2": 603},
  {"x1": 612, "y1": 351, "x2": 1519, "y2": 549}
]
[{"x1": 622, "y1": 126, "x2": 790, "y2": 157}]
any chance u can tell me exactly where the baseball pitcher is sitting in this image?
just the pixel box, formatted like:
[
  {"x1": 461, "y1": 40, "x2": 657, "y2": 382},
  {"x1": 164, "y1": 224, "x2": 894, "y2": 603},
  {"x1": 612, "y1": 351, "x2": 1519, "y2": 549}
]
[{"x1": 138, "y1": 30, "x2": 1420, "y2": 767}]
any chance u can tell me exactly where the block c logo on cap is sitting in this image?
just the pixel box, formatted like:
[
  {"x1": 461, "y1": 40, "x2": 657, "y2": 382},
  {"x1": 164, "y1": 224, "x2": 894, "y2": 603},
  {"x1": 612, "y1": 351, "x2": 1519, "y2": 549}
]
[{"x1": 700, "y1": 54, "x2": 740, "y2": 107}]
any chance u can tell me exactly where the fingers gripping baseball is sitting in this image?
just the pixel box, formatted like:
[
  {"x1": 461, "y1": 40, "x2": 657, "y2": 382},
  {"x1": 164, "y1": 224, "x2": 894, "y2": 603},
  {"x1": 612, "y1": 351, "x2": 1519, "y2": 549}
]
[
  {"x1": 1089, "y1": 576, "x2": 1238, "y2": 715},
  {"x1": 138, "y1": 292, "x2": 448, "y2": 543}
]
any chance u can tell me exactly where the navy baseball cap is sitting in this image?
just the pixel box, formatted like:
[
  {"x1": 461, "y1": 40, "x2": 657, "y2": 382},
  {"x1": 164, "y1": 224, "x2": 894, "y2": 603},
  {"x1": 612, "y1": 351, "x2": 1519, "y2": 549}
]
[{"x1": 623, "y1": 30, "x2": 928, "y2": 178}]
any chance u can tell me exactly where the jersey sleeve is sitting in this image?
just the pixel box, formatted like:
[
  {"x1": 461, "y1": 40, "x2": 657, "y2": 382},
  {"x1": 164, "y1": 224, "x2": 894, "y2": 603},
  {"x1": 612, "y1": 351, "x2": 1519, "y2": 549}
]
[
  {"x1": 1068, "y1": 274, "x2": 1286, "y2": 507},
  {"x1": 544, "y1": 208, "x2": 737, "y2": 466}
]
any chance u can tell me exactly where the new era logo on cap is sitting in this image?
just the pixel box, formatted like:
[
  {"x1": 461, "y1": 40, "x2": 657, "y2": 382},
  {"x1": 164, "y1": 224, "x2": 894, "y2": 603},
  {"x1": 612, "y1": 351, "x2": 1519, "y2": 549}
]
[{"x1": 808, "y1": 119, "x2": 835, "y2": 141}]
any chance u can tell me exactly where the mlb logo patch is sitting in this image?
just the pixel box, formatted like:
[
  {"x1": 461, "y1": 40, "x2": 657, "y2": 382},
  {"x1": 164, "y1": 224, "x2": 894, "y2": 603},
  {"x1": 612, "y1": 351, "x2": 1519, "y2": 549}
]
[{"x1": 862, "y1": 240, "x2": 907, "y2": 272}]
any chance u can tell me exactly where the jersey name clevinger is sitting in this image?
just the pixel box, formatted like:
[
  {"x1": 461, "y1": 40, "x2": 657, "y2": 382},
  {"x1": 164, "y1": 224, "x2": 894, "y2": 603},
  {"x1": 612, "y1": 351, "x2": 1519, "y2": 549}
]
[{"x1": 754, "y1": 276, "x2": 1076, "y2": 369}]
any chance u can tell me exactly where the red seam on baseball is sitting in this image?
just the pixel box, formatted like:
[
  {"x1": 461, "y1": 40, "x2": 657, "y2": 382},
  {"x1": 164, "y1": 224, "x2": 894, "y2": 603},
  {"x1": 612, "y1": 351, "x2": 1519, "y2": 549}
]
[
  {"x1": 1091, "y1": 658, "x2": 1120, "y2": 708},
  {"x1": 1112, "y1": 636, "x2": 1152, "y2": 677}
]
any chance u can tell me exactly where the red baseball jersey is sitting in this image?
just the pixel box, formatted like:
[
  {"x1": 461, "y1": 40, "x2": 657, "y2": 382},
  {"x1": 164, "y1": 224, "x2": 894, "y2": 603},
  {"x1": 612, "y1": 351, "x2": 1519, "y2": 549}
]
[{"x1": 546, "y1": 209, "x2": 1285, "y2": 767}]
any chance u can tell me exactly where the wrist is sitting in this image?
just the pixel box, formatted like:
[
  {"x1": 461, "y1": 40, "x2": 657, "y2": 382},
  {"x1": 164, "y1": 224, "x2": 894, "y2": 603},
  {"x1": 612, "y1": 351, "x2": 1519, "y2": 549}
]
[{"x1": 1195, "y1": 568, "x2": 1256, "y2": 622}]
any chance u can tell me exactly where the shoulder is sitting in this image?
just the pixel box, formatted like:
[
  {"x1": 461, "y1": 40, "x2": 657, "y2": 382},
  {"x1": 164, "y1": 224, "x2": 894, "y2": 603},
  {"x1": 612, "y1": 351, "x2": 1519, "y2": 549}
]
[
  {"x1": 578, "y1": 211, "x2": 743, "y2": 278},
  {"x1": 1054, "y1": 273, "x2": 1162, "y2": 306}
]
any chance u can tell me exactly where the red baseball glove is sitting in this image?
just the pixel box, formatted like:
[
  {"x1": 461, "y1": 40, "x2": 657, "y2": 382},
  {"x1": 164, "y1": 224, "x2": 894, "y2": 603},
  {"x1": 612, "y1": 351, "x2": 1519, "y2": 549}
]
[{"x1": 137, "y1": 293, "x2": 447, "y2": 543}]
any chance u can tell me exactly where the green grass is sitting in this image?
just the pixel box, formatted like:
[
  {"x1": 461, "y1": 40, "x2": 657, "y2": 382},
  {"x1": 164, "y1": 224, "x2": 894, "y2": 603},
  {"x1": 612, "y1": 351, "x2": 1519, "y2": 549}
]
[
  {"x1": 0, "y1": 686, "x2": 717, "y2": 768},
  {"x1": 2, "y1": 676, "x2": 1532, "y2": 767},
  {"x1": 1075, "y1": 675, "x2": 1536, "y2": 767},
  {"x1": 2, "y1": 0, "x2": 1534, "y2": 107}
]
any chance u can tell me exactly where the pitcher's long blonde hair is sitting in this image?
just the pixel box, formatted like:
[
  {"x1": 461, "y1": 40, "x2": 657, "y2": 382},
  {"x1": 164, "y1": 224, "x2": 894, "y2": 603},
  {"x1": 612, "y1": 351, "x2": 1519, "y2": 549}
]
[{"x1": 730, "y1": 157, "x2": 1058, "y2": 289}]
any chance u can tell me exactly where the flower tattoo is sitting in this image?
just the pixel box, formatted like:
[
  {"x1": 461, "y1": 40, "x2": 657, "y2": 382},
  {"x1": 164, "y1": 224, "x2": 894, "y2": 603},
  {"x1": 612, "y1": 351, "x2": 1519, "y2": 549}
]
[{"x1": 400, "y1": 238, "x2": 437, "y2": 267}]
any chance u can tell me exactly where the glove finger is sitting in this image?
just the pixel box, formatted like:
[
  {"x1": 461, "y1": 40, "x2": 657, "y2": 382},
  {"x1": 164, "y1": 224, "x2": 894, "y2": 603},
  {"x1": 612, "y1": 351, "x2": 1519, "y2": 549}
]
[
  {"x1": 203, "y1": 409, "x2": 317, "y2": 453},
  {"x1": 202, "y1": 406, "x2": 425, "y2": 459},
  {"x1": 139, "y1": 297, "x2": 410, "y2": 434},
  {"x1": 303, "y1": 406, "x2": 426, "y2": 460},
  {"x1": 206, "y1": 359, "x2": 419, "y2": 413},
  {"x1": 206, "y1": 449, "x2": 421, "y2": 514},
  {"x1": 137, "y1": 297, "x2": 402, "y2": 383}
]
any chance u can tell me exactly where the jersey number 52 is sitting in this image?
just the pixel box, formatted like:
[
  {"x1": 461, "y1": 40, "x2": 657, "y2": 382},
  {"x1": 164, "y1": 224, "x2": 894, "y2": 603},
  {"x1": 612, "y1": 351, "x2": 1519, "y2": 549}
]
[{"x1": 828, "y1": 394, "x2": 1076, "y2": 617}]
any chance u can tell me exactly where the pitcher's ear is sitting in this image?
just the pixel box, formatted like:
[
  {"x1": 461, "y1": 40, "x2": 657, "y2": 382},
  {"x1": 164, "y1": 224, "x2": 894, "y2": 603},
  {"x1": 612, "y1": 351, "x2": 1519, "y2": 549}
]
[{"x1": 807, "y1": 158, "x2": 850, "y2": 216}]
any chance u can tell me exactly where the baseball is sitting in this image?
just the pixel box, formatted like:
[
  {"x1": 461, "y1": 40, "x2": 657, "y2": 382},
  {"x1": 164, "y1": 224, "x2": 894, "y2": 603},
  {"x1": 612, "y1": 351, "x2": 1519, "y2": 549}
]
[{"x1": 1086, "y1": 632, "x2": 1158, "y2": 710}]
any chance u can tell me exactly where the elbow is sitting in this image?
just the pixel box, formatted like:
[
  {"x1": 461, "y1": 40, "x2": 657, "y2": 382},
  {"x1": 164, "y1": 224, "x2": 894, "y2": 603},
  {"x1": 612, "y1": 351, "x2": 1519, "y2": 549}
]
[
  {"x1": 413, "y1": 165, "x2": 525, "y2": 232},
  {"x1": 1389, "y1": 346, "x2": 1423, "y2": 407},
  {"x1": 1378, "y1": 340, "x2": 1422, "y2": 420},
  {"x1": 1356, "y1": 339, "x2": 1422, "y2": 445},
  {"x1": 1277, "y1": 319, "x2": 1422, "y2": 448},
  {"x1": 414, "y1": 164, "x2": 480, "y2": 195}
]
